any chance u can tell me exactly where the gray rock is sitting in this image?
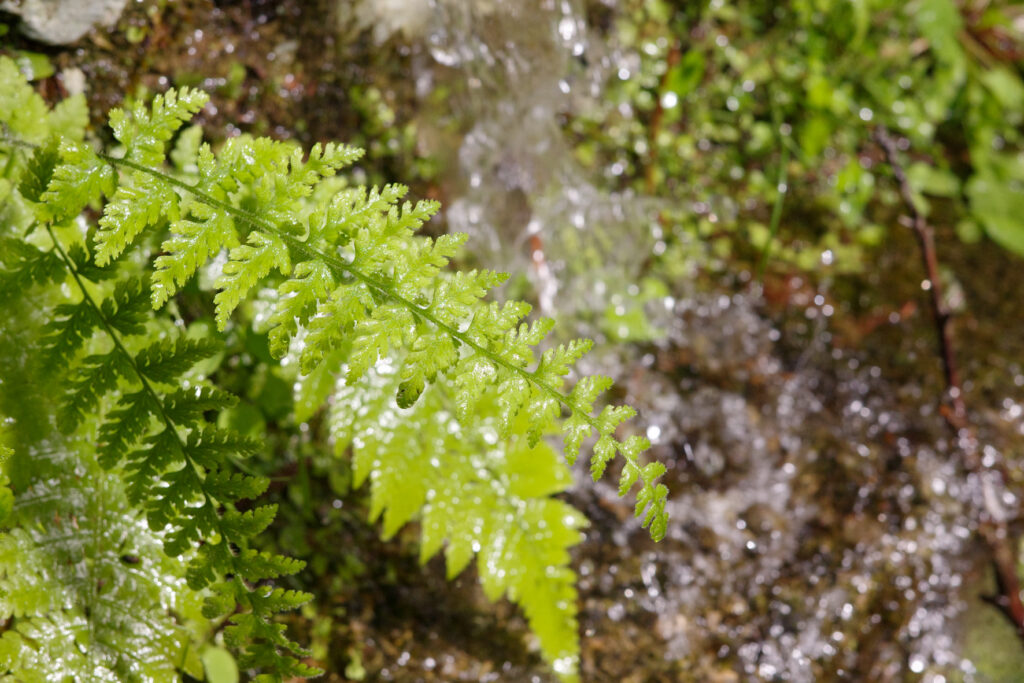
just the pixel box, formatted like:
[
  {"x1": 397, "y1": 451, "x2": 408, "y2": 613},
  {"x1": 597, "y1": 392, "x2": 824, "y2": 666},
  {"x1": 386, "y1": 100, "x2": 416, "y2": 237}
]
[{"x1": 0, "y1": 0, "x2": 128, "y2": 45}]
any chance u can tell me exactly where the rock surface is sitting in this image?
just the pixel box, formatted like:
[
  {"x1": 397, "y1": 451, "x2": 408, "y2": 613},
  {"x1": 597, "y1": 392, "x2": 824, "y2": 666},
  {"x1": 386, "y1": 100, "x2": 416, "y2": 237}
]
[{"x1": 1, "y1": 0, "x2": 128, "y2": 45}]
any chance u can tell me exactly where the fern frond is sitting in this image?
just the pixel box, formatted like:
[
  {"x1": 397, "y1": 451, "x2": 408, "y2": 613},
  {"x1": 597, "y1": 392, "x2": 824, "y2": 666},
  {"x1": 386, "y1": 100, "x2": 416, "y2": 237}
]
[
  {"x1": 1, "y1": 61, "x2": 320, "y2": 681},
  {"x1": 0, "y1": 295, "x2": 208, "y2": 682},
  {"x1": 19, "y1": 229, "x2": 319, "y2": 680},
  {"x1": 1, "y1": 71, "x2": 674, "y2": 682},
  {"x1": 267, "y1": 260, "x2": 335, "y2": 357},
  {"x1": 135, "y1": 336, "x2": 222, "y2": 384},
  {"x1": 328, "y1": 358, "x2": 585, "y2": 679},
  {"x1": 0, "y1": 471, "x2": 209, "y2": 683},
  {"x1": 91, "y1": 88, "x2": 208, "y2": 265},
  {"x1": 0, "y1": 57, "x2": 87, "y2": 147},
  {"x1": 42, "y1": 89, "x2": 668, "y2": 539},
  {"x1": 40, "y1": 299, "x2": 102, "y2": 365},
  {"x1": 0, "y1": 452, "x2": 208, "y2": 682},
  {"x1": 186, "y1": 426, "x2": 262, "y2": 466},
  {"x1": 96, "y1": 171, "x2": 180, "y2": 264},
  {"x1": 214, "y1": 230, "x2": 292, "y2": 326},
  {"x1": 0, "y1": 58, "x2": 84, "y2": 238},
  {"x1": 40, "y1": 140, "x2": 117, "y2": 223},
  {"x1": 17, "y1": 137, "x2": 61, "y2": 204},
  {"x1": 151, "y1": 205, "x2": 239, "y2": 306}
]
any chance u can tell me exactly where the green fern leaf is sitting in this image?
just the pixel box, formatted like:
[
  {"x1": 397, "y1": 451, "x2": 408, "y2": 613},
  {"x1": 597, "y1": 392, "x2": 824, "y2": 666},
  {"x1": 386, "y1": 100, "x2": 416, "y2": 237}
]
[
  {"x1": 214, "y1": 230, "x2": 292, "y2": 327},
  {"x1": 4, "y1": 73, "x2": 674, "y2": 679},
  {"x1": 0, "y1": 56, "x2": 88, "y2": 145},
  {"x1": 123, "y1": 426, "x2": 183, "y2": 503},
  {"x1": 89, "y1": 86, "x2": 670, "y2": 535},
  {"x1": 17, "y1": 137, "x2": 60, "y2": 204},
  {"x1": 247, "y1": 141, "x2": 362, "y2": 224},
  {"x1": 2, "y1": 67, "x2": 318, "y2": 680},
  {"x1": 266, "y1": 259, "x2": 334, "y2": 357},
  {"x1": 185, "y1": 425, "x2": 262, "y2": 466},
  {"x1": 221, "y1": 505, "x2": 279, "y2": 539},
  {"x1": 101, "y1": 276, "x2": 150, "y2": 336},
  {"x1": 40, "y1": 140, "x2": 116, "y2": 222},
  {"x1": 152, "y1": 206, "x2": 239, "y2": 307},
  {"x1": 205, "y1": 469, "x2": 270, "y2": 500},
  {"x1": 562, "y1": 375, "x2": 613, "y2": 463},
  {"x1": 0, "y1": 238, "x2": 64, "y2": 300},
  {"x1": 428, "y1": 268, "x2": 509, "y2": 323},
  {"x1": 95, "y1": 171, "x2": 179, "y2": 265},
  {"x1": 97, "y1": 389, "x2": 158, "y2": 466},
  {"x1": 41, "y1": 300, "x2": 102, "y2": 367},
  {"x1": 66, "y1": 242, "x2": 118, "y2": 282},
  {"x1": 345, "y1": 304, "x2": 413, "y2": 383},
  {"x1": 397, "y1": 329, "x2": 459, "y2": 408},
  {"x1": 58, "y1": 352, "x2": 131, "y2": 433},
  {"x1": 247, "y1": 587, "x2": 313, "y2": 615},
  {"x1": 299, "y1": 282, "x2": 372, "y2": 373},
  {"x1": 0, "y1": 286, "x2": 208, "y2": 682},
  {"x1": 235, "y1": 549, "x2": 306, "y2": 581},
  {"x1": 40, "y1": 233, "x2": 313, "y2": 678},
  {"x1": 330, "y1": 360, "x2": 585, "y2": 679},
  {"x1": 135, "y1": 336, "x2": 220, "y2": 384},
  {"x1": 108, "y1": 87, "x2": 209, "y2": 166}
]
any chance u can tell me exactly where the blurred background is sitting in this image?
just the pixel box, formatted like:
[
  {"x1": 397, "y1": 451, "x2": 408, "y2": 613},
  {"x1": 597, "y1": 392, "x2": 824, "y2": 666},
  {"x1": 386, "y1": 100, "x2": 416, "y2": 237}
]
[{"x1": 4, "y1": 0, "x2": 1024, "y2": 680}]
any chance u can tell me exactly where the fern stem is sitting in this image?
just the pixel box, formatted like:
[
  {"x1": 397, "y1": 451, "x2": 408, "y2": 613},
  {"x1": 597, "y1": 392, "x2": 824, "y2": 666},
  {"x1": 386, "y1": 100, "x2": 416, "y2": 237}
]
[
  {"x1": 45, "y1": 226, "x2": 216, "y2": 506},
  {"x1": 100, "y1": 154, "x2": 647, "y2": 480}
]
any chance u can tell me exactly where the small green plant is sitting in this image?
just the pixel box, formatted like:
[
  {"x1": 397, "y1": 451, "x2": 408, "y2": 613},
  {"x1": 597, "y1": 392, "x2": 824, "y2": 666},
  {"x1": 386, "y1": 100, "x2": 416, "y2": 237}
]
[
  {"x1": 0, "y1": 56, "x2": 667, "y2": 680},
  {"x1": 573, "y1": 0, "x2": 1024, "y2": 273}
]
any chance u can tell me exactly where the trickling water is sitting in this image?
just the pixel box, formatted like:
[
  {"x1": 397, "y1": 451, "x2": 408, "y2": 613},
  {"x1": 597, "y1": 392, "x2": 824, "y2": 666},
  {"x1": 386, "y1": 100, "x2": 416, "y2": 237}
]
[
  {"x1": 339, "y1": 0, "x2": 1024, "y2": 679},
  {"x1": 572, "y1": 289, "x2": 982, "y2": 680},
  {"x1": 355, "y1": 0, "x2": 662, "y2": 321}
]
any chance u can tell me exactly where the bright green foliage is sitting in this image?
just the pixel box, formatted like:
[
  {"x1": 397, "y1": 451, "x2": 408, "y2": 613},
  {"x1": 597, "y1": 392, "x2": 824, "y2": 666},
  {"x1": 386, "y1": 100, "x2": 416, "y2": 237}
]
[
  {"x1": 0, "y1": 56, "x2": 87, "y2": 148},
  {"x1": 43, "y1": 143, "x2": 118, "y2": 225},
  {"x1": 327, "y1": 357, "x2": 586, "y2": 678},
  {"x1": 0, "y1": 285, "x2": 208, "y2": 682},
  {"x1": 0, "y1": 445, "x2": 209, "y2": 682},
  {"x1": 108, "y1": 88, "x2": 209, "y2": 167},
  {"x1": 49, "y1": 73, "x2": 667, "y2": 538},
  {"x1": 575, "y1": 0, "x2": 1024, "y2": 272},
  {"x1": 0, "y1": 56, "x2": 88, "y2": 234},
  {"x1": 0, "y1": 55, "x2": 669, "y2": 681},
  {"x1": 94, "y1": 87, "x2": 210, "y2": 266},
  {"x1": 1, "y1": 59, "x2": 316, "y2": 681},
  {"x1": 0, "y1": 447, "x2": 11, "y2": 525},
  {"x1": 0, "y1": 233, "x2": 64, "y2": 302},
  {"x1": 17, "y1": 236, "x2": 316, "y2": 679}
]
